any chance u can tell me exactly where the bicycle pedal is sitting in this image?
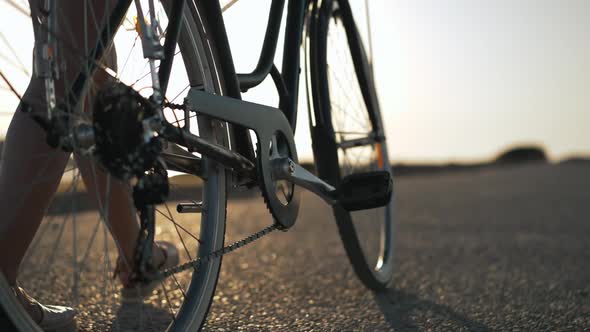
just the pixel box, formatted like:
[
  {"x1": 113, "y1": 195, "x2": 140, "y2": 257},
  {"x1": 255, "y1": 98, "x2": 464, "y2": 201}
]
[{"x1": 335, "y1": 171, "x2": 393, "y2": 211}]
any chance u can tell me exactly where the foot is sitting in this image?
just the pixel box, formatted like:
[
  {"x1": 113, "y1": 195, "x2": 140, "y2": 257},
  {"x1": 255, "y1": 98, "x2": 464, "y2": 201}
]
[
  {"x1": 12, "y1": 285, "x2": 76, "y2": 331},
  {"x1": 114, "y1": 241, "x2": 179, "y2": 301}
]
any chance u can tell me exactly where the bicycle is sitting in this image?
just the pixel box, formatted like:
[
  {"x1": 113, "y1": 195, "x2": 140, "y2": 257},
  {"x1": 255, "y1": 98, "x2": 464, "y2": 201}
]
[{"x1": 0, "y1": 0, "x2": 394, "y2": 330}]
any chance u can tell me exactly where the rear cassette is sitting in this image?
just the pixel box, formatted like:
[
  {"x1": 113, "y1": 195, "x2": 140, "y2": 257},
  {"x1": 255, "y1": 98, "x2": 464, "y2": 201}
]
[{"x1": 93, "y1": 81, "x2": 162, "y2": 180}]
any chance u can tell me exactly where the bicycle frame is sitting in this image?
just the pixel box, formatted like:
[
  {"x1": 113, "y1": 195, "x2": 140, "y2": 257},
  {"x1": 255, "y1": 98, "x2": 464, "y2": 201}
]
[
  {"x1": 26, "y1": 0, "x2": 335, "y2": 230},
  {"x1": 198, "y1": 0, "x2": 309, "y2": 162},
  {"x1": 54, "y1": 0, "x2": 308, "y2": 170},
  {"x1": 236, "y1": 0, "x2": 307, "y2": 129}
]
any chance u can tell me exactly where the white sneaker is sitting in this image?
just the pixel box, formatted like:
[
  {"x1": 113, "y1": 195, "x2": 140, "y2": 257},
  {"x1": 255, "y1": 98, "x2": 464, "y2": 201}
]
[{"x1": 12, "y1": 286, "x2": 76, "y2": 332}]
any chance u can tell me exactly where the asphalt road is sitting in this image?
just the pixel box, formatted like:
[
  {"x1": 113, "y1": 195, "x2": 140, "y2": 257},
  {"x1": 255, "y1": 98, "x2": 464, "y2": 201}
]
[
  {"x1": 202, "y1": 162, "x2": 590, "y2": 331},
  {"x1": 16, "y1": 161, "x2": 590, "y2": 331}
]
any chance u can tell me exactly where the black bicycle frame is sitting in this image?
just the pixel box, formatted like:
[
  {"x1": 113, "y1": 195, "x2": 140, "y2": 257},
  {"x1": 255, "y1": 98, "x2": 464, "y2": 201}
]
[
  {"x1": 233, "y1": 0, "x2": 308, "y2": 131},
  {"x1": 200, "y1": 0, "x2": 310, "y2": 161},
  {"x1": 57, "y1": 0, "x2": 310, "y2": 165}
]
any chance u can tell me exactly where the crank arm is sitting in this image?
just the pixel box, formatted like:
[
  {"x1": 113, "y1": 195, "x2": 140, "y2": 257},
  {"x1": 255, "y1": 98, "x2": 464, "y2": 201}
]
[
  {"x1": 271, "y1": 158, "x2": 337, "y2": 205},
  {"x1": 272, "y1": 157, "x2": 394, "y2": 212}
]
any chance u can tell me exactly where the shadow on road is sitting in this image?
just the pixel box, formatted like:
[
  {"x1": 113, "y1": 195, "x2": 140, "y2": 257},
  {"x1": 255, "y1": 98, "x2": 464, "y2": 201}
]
[
  {"x1": 375, "y1": 289, "x2": 493, "y2": 331},
  {"x1": 108, "y1": 302, "x2": 172, "y2": 331}
]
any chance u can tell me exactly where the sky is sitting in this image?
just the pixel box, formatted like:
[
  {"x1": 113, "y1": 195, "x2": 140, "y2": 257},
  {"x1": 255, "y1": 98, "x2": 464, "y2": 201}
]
[
  {"x1": 1, "y1": 0, "x2": 589, "y2": 163},
  {"x1": 225, "y1": 0, "x2": 589, "y2": 163},
  {"x1": 375, "y1": 0, "x2": 590, "y2": 162}
]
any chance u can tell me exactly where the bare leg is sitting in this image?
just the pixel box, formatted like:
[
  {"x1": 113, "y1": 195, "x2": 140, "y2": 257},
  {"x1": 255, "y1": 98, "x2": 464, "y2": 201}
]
[{"x1": 0, "y1": 79, "x2": 70, "y2": 285}]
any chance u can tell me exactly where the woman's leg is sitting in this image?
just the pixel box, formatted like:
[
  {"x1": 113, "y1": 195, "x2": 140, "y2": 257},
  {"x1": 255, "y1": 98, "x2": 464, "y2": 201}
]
[{"x1": 0, "y1": 78, "x2": 70, "y2": 285}]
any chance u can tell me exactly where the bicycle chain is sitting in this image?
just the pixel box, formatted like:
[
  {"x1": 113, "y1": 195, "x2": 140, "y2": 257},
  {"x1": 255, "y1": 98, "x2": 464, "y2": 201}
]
[
  {"x1": 163, "y1": 101, "x2": 186, "y2": 110},
  {"x1": 154, "y1": 223, "x2": 278, "y2": 280}
]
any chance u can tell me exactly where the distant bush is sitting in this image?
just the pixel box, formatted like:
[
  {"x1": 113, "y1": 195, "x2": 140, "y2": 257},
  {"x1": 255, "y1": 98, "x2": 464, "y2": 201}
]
[{"x1": 495, "y1": 146, "x2": 547, "y2": 164}]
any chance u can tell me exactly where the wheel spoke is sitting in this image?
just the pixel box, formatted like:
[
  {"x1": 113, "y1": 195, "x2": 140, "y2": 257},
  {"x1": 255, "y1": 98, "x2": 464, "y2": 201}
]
[{"x1": 155, "y1": 208, "x2": 202, "y2": 244}]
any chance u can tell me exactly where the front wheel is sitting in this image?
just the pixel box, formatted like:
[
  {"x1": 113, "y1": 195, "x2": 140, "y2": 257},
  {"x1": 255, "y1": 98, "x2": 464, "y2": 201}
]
[{"x1": 308, "y1": 0, "x2": 395, "y2": 290}]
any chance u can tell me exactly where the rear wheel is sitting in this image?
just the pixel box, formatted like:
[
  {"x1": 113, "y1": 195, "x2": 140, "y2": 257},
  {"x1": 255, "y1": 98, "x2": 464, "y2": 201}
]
[
  {"x1": 308, "y1": 0, "x2": 395, "y2": 290},
  {"x1": 0, "y1": 1, "x2": 227, "y2": 330}
]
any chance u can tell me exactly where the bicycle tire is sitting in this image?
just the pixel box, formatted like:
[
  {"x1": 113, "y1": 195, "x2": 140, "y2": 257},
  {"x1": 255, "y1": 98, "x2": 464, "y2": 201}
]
[
  {"x1": 0, "y1": 1, "x2": 227, "y2": 330},
  {"x1": 308, "y1": 0, "x2": 396, "y2": 290}
]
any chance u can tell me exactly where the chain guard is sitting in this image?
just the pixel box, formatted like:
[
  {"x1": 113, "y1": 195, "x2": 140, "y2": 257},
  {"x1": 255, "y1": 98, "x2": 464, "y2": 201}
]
[{"x1": 185, "y1": 89, "x2": 301, "y2": 229}]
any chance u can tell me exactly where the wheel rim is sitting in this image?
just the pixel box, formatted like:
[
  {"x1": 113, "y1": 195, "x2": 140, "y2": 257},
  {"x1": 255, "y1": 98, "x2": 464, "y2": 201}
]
[{"x1": 0, "y1": 1, "x2": 225, "y2": 330}]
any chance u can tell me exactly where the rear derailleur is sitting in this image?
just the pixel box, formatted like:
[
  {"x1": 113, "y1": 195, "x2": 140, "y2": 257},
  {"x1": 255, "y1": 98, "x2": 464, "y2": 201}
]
[{"x1": 92, "y1": 82, "x2": 170, "y2": 282}]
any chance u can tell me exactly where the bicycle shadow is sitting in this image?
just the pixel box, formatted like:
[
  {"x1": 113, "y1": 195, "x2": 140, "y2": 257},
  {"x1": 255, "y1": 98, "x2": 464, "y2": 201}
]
[
  {"x1": 375, "y1": 289, "x2": 493, "y2": 332},
  {"x1": 107, "y1": 302, "x2": 172, "y2": 331}
]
